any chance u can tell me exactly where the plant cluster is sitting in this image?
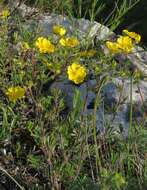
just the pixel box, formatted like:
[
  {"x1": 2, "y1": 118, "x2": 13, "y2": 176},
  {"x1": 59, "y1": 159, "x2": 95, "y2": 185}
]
[{"x1": 0, "y1": 3, "x2": 147, "y2": 190}]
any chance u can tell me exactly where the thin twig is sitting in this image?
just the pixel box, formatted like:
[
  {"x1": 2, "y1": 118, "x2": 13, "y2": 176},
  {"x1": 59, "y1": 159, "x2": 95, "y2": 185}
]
[{"x1": 0, "y1": 166, "x2": 25, "y2": 190}]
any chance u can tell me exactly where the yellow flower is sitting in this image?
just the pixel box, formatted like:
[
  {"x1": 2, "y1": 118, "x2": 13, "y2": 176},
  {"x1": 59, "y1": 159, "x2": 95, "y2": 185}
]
[
  {"x1": 67, "y1": 63, "x2": 86, "y2": 84},
  {"x1": 52, "y1": 25, "x2": 66, "y2": 36},
  {"x1": 106, "y1": 36, "x2": 134, "y2": 54},
  {"x1": 79, "y1": 50, "x2": 97, "y2": 57},
  {"x1": 59, "y1": 37, "x2": 79, "y2": 47},
  {"x1": 5, "y1": 86, "x2": 25, "y2": 102},
  {"x1": 0, "y1": 9, "x2": 10, "y2": 19},
  {"x1": 123, "y1": 29, "x2": 141, "y2": 43},
  {"x1": 106, "y1": 41, "x2": 121, "y2": 54},
  {"x1": 35, "y1": 37, "x2": 55, "y2": 53},
  {"x1": 116, "y1": 36, "x2": 133, "y2": 53}
]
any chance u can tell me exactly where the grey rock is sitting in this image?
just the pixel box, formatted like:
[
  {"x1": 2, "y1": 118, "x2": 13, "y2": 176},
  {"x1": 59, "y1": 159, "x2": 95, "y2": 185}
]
[
  {"x1": 128, "y1": 46, "x2": 147, "y2": 77},
  {"x1": 51, "y1": 76, "x2": 147, "y2": 133},
  {"x1": 37, "y1": 14, "x2": 113, "y2": 44},
  {"x1": 15, "y1": 3, "x2": 113, "y2": 41}
]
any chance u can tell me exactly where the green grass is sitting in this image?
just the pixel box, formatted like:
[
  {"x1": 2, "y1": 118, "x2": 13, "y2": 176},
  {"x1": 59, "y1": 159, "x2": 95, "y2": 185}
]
[{"x1": 0, "y1": 1, "x2": 147, "y2": 190}]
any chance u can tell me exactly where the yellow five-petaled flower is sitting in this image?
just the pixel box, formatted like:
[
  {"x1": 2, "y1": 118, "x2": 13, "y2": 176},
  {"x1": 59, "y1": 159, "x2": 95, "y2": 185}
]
[
  {"x1": 106, "y1": 29, "x2": 141, "y2": 54},
  {"x1": 117, "y1": 36, "x2": 134, "y2": 53},
  {"x1": 5, "y1": 86, "x2": 25, "y2": 102},
  {"x1": 35, "y1": 37, "x2": 55, "y2": 53},
  {"x1": 52, "y1": 25, "x2": 66, "y2": 36},
  {"x1": 106, "y1": 41, "x2": 120, "y2": 54},
  {"x1": 59, "y1": 37, "x2": 79, "y2": 47},
  {"x1": 106, "y1": 36, "x2": 134, "y2": 54},
  {"x1": 123, "y1": 29, "x2": 141, "y2": 43},
  {"x1": 67, "y1": 63, "x2": 86, "y2": 84}
]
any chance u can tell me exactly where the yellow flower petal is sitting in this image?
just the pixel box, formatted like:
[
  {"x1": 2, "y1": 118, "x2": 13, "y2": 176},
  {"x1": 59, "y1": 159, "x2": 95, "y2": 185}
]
[
  {"x1": 52, "y1": 25, "x2": 66, "y2": 36},
  {"x1": 35, "y1": 37, "x2": 55, "y2": 53},
  {"x1": 5, "y1": 86, "x2": 25, "y2": 102},
  {"x1": 117, "y1": 36, "x2": 133, "y2": 53},
  {"x1": 123, "y1": 29, "x2": 141, "y2": 43},
  {"x1": 59, "y1": 37, "x2": 79, "y2": 47},
  {"x1": 59, "y1": 38, "x2": 66, "y2": 46},
  {"x1": 106, "y1": 41, "x2": 120, "y2": 53}
]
